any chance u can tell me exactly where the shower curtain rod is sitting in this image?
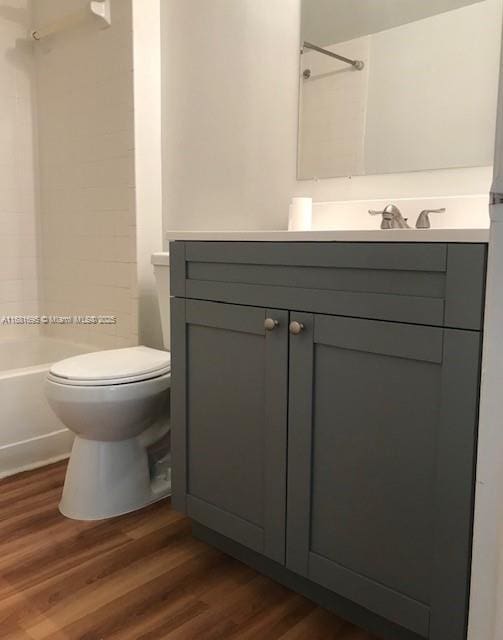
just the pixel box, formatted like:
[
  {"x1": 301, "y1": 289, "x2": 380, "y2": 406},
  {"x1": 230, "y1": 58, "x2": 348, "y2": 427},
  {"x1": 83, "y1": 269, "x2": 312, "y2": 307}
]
[
  {"x1": 302, "y1": 41, "x2": 365, "y2": 71},
  {"x1": 31, "y1": 0, "x2": 111, "y2": 40}
]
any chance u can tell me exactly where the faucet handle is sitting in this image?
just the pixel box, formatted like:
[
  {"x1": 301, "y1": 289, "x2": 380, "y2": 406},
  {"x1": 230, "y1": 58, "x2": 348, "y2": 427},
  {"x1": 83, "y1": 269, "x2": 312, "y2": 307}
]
[
  {"x1": 369, "y1": 209, "x2": 393, "y2": 230},
  {"x1": 415, "y1": 208, "x2": 446, "y2": 229}
]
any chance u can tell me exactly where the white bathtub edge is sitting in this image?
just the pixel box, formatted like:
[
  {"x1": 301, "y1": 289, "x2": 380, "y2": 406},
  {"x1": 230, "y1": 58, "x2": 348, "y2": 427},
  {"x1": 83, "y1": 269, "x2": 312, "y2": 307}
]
[{"x1": 0, "y1": 428, "x2": 73, "y2": 480}]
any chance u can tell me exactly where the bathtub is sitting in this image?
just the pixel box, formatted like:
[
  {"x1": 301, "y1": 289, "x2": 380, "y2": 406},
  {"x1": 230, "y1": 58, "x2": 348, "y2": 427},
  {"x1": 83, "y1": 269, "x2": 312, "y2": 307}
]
[{"x1": 0, "y1": 337, "x2": 92, "y2": 479}]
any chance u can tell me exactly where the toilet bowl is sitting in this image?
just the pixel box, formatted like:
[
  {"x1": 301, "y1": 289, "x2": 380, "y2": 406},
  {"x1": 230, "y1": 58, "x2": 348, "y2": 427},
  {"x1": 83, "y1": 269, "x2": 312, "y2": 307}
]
[
  {"x1": 45, "y1": 251, "x2": 173, "y2": 520},
  {"x1": 45, "y1": 346, "x2": 172, "y2": 520}
]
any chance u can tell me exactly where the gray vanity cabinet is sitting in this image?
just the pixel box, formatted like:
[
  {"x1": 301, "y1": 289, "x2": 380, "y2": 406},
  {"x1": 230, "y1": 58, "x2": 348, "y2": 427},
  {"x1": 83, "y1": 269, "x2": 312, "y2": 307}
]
[
  {"x1": 286, "y1": 313, "x2": 481, "y2": 639},
  {"x1": 170, "y1": 298, "x2": 289, "y2": 564},
  {"x1": 170, "y1": 241, "x2": 486, "y2": 640}
]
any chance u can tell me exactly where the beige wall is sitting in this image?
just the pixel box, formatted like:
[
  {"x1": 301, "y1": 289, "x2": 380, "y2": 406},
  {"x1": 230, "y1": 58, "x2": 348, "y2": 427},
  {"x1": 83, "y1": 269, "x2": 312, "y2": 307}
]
[
  {"x1": 34, "y1": 0, "x2": 138, "y2": 349},
  {"x1": 0, "y1": 1, "x2": 39, "y2": 338}
]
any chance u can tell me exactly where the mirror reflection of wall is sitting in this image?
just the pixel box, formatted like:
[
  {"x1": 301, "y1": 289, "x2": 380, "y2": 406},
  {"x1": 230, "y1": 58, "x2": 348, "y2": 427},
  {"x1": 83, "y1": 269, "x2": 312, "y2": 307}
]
[{"x1": 298, "y1": 0, "x2": 503, "y2": 180}]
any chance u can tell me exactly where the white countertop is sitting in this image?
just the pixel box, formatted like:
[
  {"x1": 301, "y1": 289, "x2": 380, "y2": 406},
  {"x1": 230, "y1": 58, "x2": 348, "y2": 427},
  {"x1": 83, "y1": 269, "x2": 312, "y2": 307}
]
[{"x1": 166, "y1": 228, "x2": 490, "y2": 243}]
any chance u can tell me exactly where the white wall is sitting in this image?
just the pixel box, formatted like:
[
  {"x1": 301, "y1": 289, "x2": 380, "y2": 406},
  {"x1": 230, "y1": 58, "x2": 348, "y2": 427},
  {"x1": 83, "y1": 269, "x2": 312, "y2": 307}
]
[
  {"x1": 468, "y1": 208, "x2": 503, "y2": 640},
  {"x1": 162, "y1": 0, "x2": 300, "y2": 232},
  {"x1": 132, "y1": 0, "x2": 163, "y2": 349},
  {"x1": 0, "y1": 1, "x2": 40, "y2": 338},
  {"x1": 468, "y1": 35, "x2": 503, "y2": 636},
  {"x1": 34, "y1": 0, "x2": 138, "y2": 349},
  {"x1": 300, "y1": 0, "x2": 501, "y2": 179},
  {"x1": 161, "y1": 0, "x2": 495, "y2": 237}
]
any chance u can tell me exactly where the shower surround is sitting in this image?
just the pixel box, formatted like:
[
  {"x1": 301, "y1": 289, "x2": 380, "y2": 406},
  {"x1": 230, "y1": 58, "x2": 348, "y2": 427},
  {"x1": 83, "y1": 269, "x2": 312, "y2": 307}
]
[
  {"x1": 0, "y1": 0, "x2": 139, "y2": 476},
  {"x1": 34, "y1": 0, "x2": 138, "y2": 349},
  {"x1": 0, "y1": 0, "x2": 39, "y2": 339}
]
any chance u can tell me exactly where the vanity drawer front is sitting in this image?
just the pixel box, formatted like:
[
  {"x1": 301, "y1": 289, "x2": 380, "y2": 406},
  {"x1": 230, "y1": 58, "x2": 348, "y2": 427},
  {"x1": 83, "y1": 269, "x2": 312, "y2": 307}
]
[{"x1": 170, "y1": 241, "x2": 486, "y2": 330}]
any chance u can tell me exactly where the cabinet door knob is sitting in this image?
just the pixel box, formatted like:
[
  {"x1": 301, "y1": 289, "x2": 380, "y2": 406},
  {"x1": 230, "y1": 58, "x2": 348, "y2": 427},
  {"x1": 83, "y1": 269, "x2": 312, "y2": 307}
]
[
  {"x1": 264, "y1": 318, "x2": 279, "y2": 331},
  {"x1": 289, "y1": 321, "x2": 305, "y2": 335}
]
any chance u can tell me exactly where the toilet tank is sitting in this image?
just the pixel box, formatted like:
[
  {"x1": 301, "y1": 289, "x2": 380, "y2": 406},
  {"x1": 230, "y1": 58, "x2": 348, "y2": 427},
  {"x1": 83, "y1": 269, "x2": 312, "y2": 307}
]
[{"x1": 151, "y1": 252, "x2": 171, "y2": 351}]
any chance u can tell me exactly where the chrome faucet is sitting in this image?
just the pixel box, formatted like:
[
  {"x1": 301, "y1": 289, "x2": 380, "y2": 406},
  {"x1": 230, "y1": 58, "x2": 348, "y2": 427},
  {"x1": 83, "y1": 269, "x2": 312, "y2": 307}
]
[
  {"x1": 369, "y1": 204, "x2": 410, "y2": 229},
  {"x1": 415, "y1": 208, "x2": 446, "y2": 229}
]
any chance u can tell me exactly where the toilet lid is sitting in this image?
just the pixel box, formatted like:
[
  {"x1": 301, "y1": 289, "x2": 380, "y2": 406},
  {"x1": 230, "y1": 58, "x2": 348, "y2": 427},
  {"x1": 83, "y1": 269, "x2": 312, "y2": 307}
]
[{"x1": 49, "y1": 346, "x2": 171, "y2": 385}]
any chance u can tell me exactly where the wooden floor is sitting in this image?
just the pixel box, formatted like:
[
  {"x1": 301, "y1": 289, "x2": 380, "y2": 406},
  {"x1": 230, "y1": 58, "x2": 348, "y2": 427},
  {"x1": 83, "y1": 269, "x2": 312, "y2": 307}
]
[{"x1": 0, "y1": 462, "x2": 378, "y2": 640}]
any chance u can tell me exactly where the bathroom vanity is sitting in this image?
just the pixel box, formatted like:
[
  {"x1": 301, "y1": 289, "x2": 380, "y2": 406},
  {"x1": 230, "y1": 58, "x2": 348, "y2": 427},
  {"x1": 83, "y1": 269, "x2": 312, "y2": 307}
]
[{"x1": 169, "y1": 232, "x2": 488, "y2": 640}]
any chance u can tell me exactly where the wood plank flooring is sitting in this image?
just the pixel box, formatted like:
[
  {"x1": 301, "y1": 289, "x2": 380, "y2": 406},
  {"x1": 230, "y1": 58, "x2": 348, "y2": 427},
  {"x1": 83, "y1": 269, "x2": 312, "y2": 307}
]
[{"x1": 0, "y1": 462, "x2": 378, "y2": 640}]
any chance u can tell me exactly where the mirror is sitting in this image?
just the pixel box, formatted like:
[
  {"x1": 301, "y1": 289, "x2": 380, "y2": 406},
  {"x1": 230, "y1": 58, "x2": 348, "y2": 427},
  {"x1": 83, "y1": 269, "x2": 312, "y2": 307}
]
[{"x1": 298, "y1": 0, "x2": 502, "y2": 180}]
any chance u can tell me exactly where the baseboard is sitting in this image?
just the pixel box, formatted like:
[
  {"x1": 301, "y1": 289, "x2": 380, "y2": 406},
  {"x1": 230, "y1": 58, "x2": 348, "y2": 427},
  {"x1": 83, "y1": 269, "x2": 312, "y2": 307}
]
[{"x1": 0, "y1": 429, "x2": 73, "y2": 480}]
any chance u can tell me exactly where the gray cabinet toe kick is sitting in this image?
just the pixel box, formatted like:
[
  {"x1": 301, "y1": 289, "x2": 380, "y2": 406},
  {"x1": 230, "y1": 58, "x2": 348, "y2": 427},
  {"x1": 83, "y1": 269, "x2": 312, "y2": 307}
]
[{"x1": 170, "y1": 241, "x2": 486, "y2": 640}]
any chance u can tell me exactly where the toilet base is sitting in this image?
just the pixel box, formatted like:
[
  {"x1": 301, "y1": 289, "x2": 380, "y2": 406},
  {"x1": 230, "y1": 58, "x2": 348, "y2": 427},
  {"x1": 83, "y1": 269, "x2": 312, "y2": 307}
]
[{"x1": 59, "y1": 436, "x2": 171, "y2": 521}]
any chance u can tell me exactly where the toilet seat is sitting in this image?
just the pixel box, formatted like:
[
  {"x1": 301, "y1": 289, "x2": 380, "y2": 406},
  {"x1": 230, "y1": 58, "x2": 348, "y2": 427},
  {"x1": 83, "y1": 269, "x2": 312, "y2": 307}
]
[{"x1": 48, "y1": 346, "x2": 171, "y2": 387}]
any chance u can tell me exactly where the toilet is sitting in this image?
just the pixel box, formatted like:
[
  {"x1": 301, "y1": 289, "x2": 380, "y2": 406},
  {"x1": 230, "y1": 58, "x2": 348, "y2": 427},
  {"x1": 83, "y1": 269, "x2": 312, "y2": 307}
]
[{"x1": 45, "y1": 252, "x2": 172, "y2": 520}]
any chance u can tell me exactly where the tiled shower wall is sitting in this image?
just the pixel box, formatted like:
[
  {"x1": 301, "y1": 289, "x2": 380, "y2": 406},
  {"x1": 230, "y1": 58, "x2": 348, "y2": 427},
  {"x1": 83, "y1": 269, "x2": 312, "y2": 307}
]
[
  {"x1": 0, "y1": 1, "x2": 39, "y2": 338},
  {"x1": 34, "y1": 0, "x2": 138, "y2": 348}
]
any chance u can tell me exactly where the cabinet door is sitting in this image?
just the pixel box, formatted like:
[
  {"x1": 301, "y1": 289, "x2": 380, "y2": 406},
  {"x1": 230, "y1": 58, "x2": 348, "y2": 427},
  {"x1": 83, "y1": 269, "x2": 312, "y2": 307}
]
[
  {"x1": 171, "y1": 298, "x2": 288, "y2": 563},
  {"x1": 287, "y1": 313, "x2": 481, "y2": 639}
]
